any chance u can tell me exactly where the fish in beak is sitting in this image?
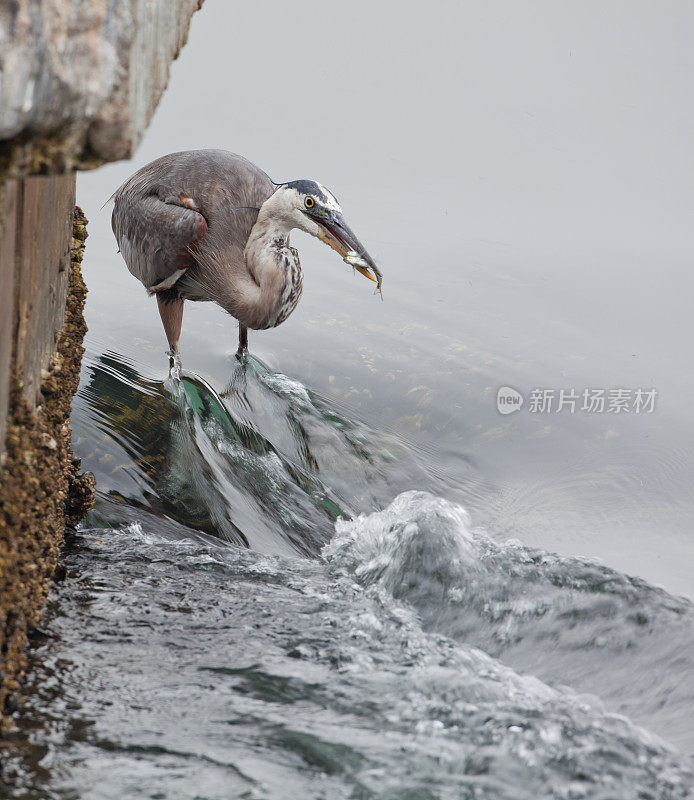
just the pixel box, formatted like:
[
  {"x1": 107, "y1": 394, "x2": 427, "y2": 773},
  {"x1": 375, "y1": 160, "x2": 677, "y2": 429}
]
[{"x1": 316, "y1": 211, "x2": 383, "y2": 291}]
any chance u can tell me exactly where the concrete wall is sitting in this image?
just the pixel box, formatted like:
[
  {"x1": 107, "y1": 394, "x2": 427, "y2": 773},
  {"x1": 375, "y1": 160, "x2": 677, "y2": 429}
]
[
  {"x1": 0, "y1": 199, "x2": 93, "y2": 725},
  {"x1": 0, "y1": 182, "x2": 15, "y2": 459},
  {"x1": 0, "y1": 0, "x2": 204, "y2": 172},
  {"x1": 0, "y1": 176, "x2": 76, "y2": 439}
]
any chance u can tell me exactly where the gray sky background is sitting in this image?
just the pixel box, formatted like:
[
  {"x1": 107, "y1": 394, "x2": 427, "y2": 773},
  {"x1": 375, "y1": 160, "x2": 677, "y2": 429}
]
[
  {"x1": 82, "y1": 0, "x2": 693, "y2": 407},
  {"x1": 129, "y1": 0, "x2": 692, "y2": 257},
  {"x1": 82, "y1": 0, "x2": 694, "y2": 366}
]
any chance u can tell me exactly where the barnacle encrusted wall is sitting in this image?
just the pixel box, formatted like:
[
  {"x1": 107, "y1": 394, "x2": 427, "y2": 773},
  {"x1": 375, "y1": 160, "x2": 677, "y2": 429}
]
[{"x1": 0, "y1": 203, "x2": 94, "y2": 727}]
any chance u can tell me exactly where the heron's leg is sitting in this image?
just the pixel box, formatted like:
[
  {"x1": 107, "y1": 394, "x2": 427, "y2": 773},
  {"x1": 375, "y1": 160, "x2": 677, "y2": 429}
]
[
  {"x1": 157, "y1": 295, "x2": 184, "y2": 375},
  {"x1": 236, "y1": 324, "x2": 249, "y2": 360}
]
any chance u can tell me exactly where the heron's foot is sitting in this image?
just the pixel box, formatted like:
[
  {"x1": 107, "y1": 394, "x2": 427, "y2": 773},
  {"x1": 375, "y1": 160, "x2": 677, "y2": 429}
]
[
  {"x1": 167, "y1": 349, "x2": 182, "y2": 379},
  {"x1": 235, "y1": 345, "x2": 249, "y2": 363}
]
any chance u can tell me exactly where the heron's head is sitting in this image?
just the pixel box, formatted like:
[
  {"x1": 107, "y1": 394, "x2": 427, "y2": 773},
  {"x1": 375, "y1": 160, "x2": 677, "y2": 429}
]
[{"x1": 269, "y1": 180, "x2": 382, "y2": 287}]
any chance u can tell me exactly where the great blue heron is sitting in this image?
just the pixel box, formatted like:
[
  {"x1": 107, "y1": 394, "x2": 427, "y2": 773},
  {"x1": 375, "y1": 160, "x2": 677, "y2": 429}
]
[{"x1": 111, "y1": 150, "x2": 382, "y2": 369}]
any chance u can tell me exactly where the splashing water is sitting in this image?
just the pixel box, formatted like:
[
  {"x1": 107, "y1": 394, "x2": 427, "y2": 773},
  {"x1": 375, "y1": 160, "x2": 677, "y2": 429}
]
[
  {"x1": 327, "y1": 492, "x2": 694, "y2": 751},
  {"x1": 3, "y1": 351, "x2": 694, "y2": 799}
]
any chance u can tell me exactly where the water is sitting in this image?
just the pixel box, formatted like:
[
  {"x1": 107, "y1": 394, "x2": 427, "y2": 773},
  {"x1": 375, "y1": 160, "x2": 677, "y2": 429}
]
[
  {"x1": 5, "y1": 508, "x2": 694, "y2": 799},
  {"x1": 3, "y1": 2, "x2": 694, "y2": 797}
]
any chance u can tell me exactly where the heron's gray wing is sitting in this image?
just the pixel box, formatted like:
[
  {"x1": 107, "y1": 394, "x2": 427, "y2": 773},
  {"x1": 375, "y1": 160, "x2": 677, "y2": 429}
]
[
  {"x1": 110, "y1": 150, "x2": 275, "y2": 298},
  {"x1": 111, "y1": 193, "x2": 208, "y2": 292}
]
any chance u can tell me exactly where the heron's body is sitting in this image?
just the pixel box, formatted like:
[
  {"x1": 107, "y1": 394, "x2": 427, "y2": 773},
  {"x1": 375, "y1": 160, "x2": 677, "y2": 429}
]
[{"x1": 111, "y1": 149, "x2": 381, "y2": 366}]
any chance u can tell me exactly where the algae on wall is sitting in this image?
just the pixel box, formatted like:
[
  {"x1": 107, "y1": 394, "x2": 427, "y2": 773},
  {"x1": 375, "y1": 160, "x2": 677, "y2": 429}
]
[{"x1": 0, "y1": 207, "x2": 94, "y2": 728}]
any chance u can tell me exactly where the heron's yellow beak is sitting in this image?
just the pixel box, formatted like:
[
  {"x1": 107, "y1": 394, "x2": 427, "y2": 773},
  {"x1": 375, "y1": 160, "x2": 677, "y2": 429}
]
[
  {"x1": 353, "y1": 264, "x2": 379, "y2": 283},
  {"x1": 317, "y1": 224, "x2": 350, "y2": 258},
  {"x1": 316, "y1": 212, "x2": 383, "y2": 290}
]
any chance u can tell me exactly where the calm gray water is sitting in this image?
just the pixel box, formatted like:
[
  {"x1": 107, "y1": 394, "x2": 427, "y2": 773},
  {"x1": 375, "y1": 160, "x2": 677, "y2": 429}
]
[{"x1": 3, "y1": 2, "x2": 694, "y2": 797}]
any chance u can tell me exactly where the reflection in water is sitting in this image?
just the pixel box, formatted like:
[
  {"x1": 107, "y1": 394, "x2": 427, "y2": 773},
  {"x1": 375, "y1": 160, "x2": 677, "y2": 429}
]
[{"x1": 74, "y1": 351, "x2": 439, "y2": 556}]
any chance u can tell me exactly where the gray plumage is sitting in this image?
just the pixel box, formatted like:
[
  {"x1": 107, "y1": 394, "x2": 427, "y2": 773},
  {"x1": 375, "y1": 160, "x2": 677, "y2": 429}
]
[{"x1": 111, "y1": 149, "x2": 382, "y2": 363}]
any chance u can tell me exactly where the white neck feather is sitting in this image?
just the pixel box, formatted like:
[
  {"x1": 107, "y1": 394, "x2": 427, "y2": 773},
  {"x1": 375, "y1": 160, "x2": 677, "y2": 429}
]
[{"x1": 236, "y1": 195, "x2": 304, "y2": 329}]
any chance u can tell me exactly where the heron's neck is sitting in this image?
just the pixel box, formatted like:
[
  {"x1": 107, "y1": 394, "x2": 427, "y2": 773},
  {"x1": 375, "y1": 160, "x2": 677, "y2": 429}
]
[
  {"x1": 244, "y1": 213, "x2": 294, "y2": 294},
  {"x1": 245, "y1": 213, "x2": 291, "y2": 267},
  {"x1": 239, "y1": 214, "x2": 303, "y2": 329}
]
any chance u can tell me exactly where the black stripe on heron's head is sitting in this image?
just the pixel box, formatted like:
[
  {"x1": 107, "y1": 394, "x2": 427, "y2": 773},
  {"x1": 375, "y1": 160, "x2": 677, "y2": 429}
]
[{"x1": 278, "y1": 179, "x2": 338, "y2": 206}]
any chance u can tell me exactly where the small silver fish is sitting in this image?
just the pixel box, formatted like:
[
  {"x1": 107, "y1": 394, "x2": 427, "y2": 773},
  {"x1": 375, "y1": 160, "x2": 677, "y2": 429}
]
[
  {"x1": 344, "y1": 250, "x2": 383, "y2": 297},
  {"x1": 343, "y1": 250, "x2": 370, "y2": 270}
]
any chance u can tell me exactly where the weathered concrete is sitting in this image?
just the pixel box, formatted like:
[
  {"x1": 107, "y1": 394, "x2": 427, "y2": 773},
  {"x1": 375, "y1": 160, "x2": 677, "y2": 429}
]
[
  {"x1": 0, "y1": 0, "x2": 204, "y2": 174},
  {"x1": 15, "y1": 176, "x2": 75, "y2": 405},
  {"x1": 0, "y1": 182, "x2": 16, "y2": 460},
  {"x1": 0, "y1": 174, "x2": 76, "y2": 464},
  {"x1": 0, "y1": 205, "x2": 94, "y2": 727}
]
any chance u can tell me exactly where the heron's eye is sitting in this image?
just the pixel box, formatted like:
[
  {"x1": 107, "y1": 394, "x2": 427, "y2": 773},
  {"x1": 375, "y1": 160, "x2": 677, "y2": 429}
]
[{"x1": 304, "y1": 196, "x2": 315, "y2": 210}]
